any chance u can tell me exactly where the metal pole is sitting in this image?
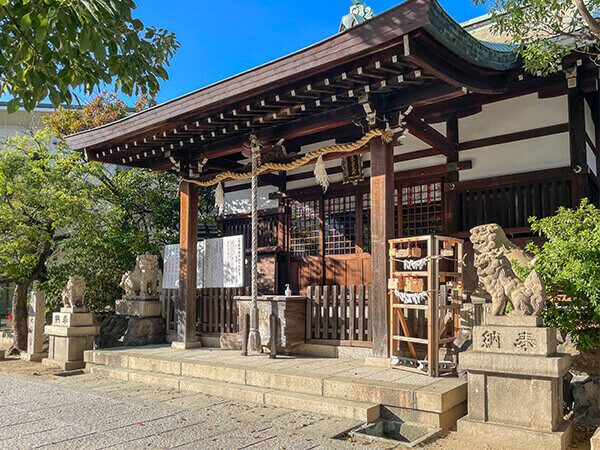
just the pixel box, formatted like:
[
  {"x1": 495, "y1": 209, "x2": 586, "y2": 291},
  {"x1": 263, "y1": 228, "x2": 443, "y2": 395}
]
[{"x1": 248, "y1": 135, "x2": 262, "y2": 353}]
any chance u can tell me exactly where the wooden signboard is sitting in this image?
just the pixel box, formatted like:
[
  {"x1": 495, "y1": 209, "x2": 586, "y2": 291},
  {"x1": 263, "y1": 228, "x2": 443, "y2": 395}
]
[{"x1": 342, "y1": 154, "x2": 364, "y2": 185}]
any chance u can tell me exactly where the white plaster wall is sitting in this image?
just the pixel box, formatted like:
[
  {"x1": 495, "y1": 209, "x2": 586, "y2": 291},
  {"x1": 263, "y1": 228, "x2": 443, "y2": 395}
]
[
  {"x1": 459, "y1": 133, "x2": 571, "y2": 181},
  {"x1": 460, "y1": 94, "x2": 568, "y2": 142},
  {"x1": 458, "y1": 94, "x2": 570, "y2": 181},
  {"x1": 587, "y1": 143, "x2": 597, "y2": 176},
  {"x1": 223, "y1": 185, "x2": 279, "y2": 215},
  {"x1": 585, "y1": 99, "x2": 596, "y2": 145}
]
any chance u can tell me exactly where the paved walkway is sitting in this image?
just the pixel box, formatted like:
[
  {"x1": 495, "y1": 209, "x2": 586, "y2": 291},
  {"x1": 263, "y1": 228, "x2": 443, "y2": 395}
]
[{"x1": 0, "y1": 372, "x2": 366, "y2": 449}]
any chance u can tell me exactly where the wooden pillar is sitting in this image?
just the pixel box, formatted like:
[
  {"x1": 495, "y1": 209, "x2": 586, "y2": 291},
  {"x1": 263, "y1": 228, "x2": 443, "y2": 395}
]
[
  {"x1": 370, "y1": 136, "x2": 395, "y2": 358},
  {"x1": 443, "y1": 117, "x2": 460, "y2": 235},
  {"x1": 176, "y1": 181, "x2": 200, "y2": 347},
  {"x1": 568, "y1": 85, "x2": 589, "y2": 206}
]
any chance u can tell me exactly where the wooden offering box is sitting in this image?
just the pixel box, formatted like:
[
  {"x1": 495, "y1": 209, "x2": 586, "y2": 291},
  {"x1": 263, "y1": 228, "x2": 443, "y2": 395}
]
[{"x1": 388, "y1": 235, "x2": 464, "y2": 377}]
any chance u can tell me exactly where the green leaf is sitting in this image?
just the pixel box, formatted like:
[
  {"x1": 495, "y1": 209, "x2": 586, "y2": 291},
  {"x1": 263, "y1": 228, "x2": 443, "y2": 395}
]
[{"x1": 6, "y1": 98, "x2": 19, "y2": 114}]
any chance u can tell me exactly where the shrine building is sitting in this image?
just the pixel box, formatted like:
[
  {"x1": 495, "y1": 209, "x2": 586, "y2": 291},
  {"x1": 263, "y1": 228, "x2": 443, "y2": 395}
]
[{"x1": 66, "y1": 0, "x2": 600, "y2": 357}]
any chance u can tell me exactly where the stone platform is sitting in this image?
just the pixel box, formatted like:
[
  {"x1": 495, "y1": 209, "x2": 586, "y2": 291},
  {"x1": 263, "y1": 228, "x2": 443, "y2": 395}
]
[{"x1": 85, "y1": 345, "x2": 467, "y2": 428}]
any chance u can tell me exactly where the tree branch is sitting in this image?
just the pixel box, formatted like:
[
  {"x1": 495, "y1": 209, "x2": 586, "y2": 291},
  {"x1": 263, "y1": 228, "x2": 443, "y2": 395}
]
[{"x1": 573, "y1": 0, "x2": 600, "y2": 40}]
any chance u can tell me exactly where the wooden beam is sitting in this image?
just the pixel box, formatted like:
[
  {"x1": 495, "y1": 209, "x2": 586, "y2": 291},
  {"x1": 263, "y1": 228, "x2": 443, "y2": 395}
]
[
  {"x1": 384, "y1": 81, "x2": 466, "y2": 113},
  {"x1": 394, "y1": 148, "x2": 439, "y2": 163},
  {"x1": 444, "y1": 166, "x2": 577, "y2": 192},
  {"x1": 404, "y1": 114, "x2": 457, "y2": 159},
  {"x1": 443, "y1": 117, "x2": 459, "y2": 235},
  {"x1": 177, "y1": 182, "x2": 199, "y2": 346},
  {"x1": 370, "y1": 136, "x2": 394, "y2": 358},
  {"x1": 208, "y1": 158, "x2": 286, "y2": 190},
  {"x1": 568, "y1": 85, "x2": 589, "y2": 205}
]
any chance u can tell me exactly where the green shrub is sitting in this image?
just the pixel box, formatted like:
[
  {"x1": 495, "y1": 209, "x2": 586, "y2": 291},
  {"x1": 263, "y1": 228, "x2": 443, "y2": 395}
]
[{"x1": 514, "y1": 199, "x2": 600, "y2": 352}]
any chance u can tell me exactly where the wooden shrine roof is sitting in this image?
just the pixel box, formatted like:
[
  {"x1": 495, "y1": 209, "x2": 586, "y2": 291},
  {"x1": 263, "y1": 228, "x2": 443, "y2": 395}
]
[{"x1": 65, "y1": 0, "x2": 525, "y2": 177}]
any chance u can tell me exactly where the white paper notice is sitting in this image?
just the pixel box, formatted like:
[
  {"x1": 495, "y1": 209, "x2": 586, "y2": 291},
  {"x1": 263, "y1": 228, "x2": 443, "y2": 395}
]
[
  {"x1": 162, "y1": 235, "x2": 244, "y2": 290},
  {"x1": 162, "y1": 244, "x2": 180, "y2": 290},
  {"x1": 222, "y1": 235, "x2": 244, "y2": 288},
  {"x1": 197, "y1": 240, "x2": 205, "y2": 289}
]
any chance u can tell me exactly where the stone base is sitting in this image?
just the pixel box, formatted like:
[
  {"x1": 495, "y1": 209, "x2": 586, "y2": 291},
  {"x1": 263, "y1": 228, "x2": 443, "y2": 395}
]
[
  {"x1": 41, "y1": 358, "x2": 86, "y2": 371},
  {"x1": 591, "y1": 428, "x2": 600, "y2": 450},
  {"x1": 171, "y1": 340, "x2": 203, "y2": 350},
  {"x1": 96, "y1": 316, "x2": 165, "y2": 349},
  {"x1": 457, "y1": 418, "x2": 573, "y2": 450},
  {"x1": 21, "y1": 352, "x2": 47, "y2": 362},
  {"x1": 116, "y1": 299, "x2": 162, "y2": 317}
]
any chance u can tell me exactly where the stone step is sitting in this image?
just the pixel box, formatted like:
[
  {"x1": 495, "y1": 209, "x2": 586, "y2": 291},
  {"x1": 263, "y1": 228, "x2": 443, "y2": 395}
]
[
  {"x1": 85, "y1": 350, "x2": 406, "y2": 406},
  {"x1": 85, "y1": 350, "x2": 467, "y2": 414},
  {"x1": 90, "y1": 365, "x2": 379, "y2": 421}
]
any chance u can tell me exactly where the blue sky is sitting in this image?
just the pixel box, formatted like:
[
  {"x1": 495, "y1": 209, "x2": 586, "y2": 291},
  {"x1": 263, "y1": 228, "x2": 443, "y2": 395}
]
[{"x1": 128, "y1": 0, "x2": 487, "y2": 105}]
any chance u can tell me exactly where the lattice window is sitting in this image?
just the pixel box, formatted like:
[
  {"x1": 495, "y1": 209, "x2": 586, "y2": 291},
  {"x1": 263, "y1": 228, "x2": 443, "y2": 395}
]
[
  {"x1": 401, "y1": 182, "x2": 443, "y2": 237},
  {"x1": 222, "y1": 216, "x2": 278, "y2": 249},
  {"x1": 290, "y1": 200, "x2": 321, "y2": 257},
  {"x1": 325, "y1": 195, "x2": 356, "y2": 255},
  {"x1": 362, "y1": 193, "x2": 371, "y2": 254}
]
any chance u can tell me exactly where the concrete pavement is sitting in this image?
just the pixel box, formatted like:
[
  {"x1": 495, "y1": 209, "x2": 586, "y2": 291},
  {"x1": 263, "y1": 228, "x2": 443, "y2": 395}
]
[{"x1": 0, "y1": 372, "x2": 365, "y2": 449}]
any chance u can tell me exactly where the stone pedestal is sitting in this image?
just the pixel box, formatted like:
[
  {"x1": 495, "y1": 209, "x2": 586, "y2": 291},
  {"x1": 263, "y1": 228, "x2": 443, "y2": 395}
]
[
  {"x1": 591, "y1": 428, "x2": 600, "y2": 450},
  {"x1": 21, "y1": 291, "x2": 47, "y2": 362},
  {"x1": 457, "y1": 315, "x2": 573, "y2": 449},
  {"x1": 99, "y1": 296, "x2": 165, "y2": 349},
  {"x1": 116, "y1": 297, "x2": 162, "y2": 317},
  {"x1": 236, "y1": 296, "x2": 306, "y2": 355},
  {"x1": 43, "y1": 307, "x2": 99, "y2": 371}
]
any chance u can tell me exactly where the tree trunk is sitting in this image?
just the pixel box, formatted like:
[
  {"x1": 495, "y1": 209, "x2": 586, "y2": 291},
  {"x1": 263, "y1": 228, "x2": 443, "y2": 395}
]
[
  {"x1": 10, "y1": 281, "x2": 30, "y2": 354},
  {"x1": 574, "y1": 0, "x2": 600, "y2": 40}
]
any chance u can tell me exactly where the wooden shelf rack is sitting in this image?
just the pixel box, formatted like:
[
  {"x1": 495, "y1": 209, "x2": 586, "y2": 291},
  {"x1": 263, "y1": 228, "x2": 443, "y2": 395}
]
[{"x1": 388, "y1": 235, "x2": 464, "y2": 377}]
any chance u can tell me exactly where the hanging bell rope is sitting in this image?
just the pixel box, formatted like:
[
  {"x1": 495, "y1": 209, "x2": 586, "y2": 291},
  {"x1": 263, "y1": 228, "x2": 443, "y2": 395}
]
[{"x1": 180, "y1": 127, "x2": 395, "y2": 188}]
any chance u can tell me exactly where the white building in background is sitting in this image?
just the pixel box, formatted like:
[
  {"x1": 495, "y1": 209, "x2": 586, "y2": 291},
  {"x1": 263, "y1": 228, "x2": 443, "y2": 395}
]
[{"x1": 0, "y1": 102, "x2": 54, "y2": 141}]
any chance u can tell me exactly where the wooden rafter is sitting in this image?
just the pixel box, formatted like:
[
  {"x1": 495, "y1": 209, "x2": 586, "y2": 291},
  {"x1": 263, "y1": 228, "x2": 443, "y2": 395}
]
[{"x1": 403, "y1": 34, "x2": 509, "y2": 95}]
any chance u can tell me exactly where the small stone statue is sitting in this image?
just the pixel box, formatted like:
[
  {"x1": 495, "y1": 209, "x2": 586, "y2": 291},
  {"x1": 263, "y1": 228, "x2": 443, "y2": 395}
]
[
  {"x1": 62, "y1": 276, "x2": 86, "y2": 309},
  {"x1": 120, "y1": 253, "x2": 159, "y2": 299},
  {"x1": 470, "y1": 224, "x2": 546, "y2": 316}
]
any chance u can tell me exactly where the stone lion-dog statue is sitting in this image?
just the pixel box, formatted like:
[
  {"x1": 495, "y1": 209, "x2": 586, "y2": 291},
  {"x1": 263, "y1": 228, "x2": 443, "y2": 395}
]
[
  {"x1": 120, "y1": 253, "x2": 159, "y2": 299},
  {"x1": 470, "y1": 224, "x2": 546, "y2": 316},
  {"x1": 62, "y1": 276, "x2": 86, "y2": 309}
]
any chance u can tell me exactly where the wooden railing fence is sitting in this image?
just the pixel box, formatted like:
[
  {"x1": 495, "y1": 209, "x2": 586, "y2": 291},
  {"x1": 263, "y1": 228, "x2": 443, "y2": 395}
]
[
  {"x1": 162, "y1": 287, "x2": 250, "y2": 335},
  {"x1": 306, "y1": 285, "x2": 372, "y2": 347},
  {"x1": 197, "y1": 287, "x2": 250, "y2": 334}
]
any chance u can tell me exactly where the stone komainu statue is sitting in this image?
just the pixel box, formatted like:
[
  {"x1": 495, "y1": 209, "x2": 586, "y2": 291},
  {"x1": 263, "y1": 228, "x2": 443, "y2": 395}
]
[
  {"x1": 120, "y1": 253, "x2": 159, "y2": 298},
  {"x1": 470, "y1": 224, "x2": 546, "y2": 316},
  {"x1": 62, "y1": 276, "x2": 86, "y2": 309}
]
